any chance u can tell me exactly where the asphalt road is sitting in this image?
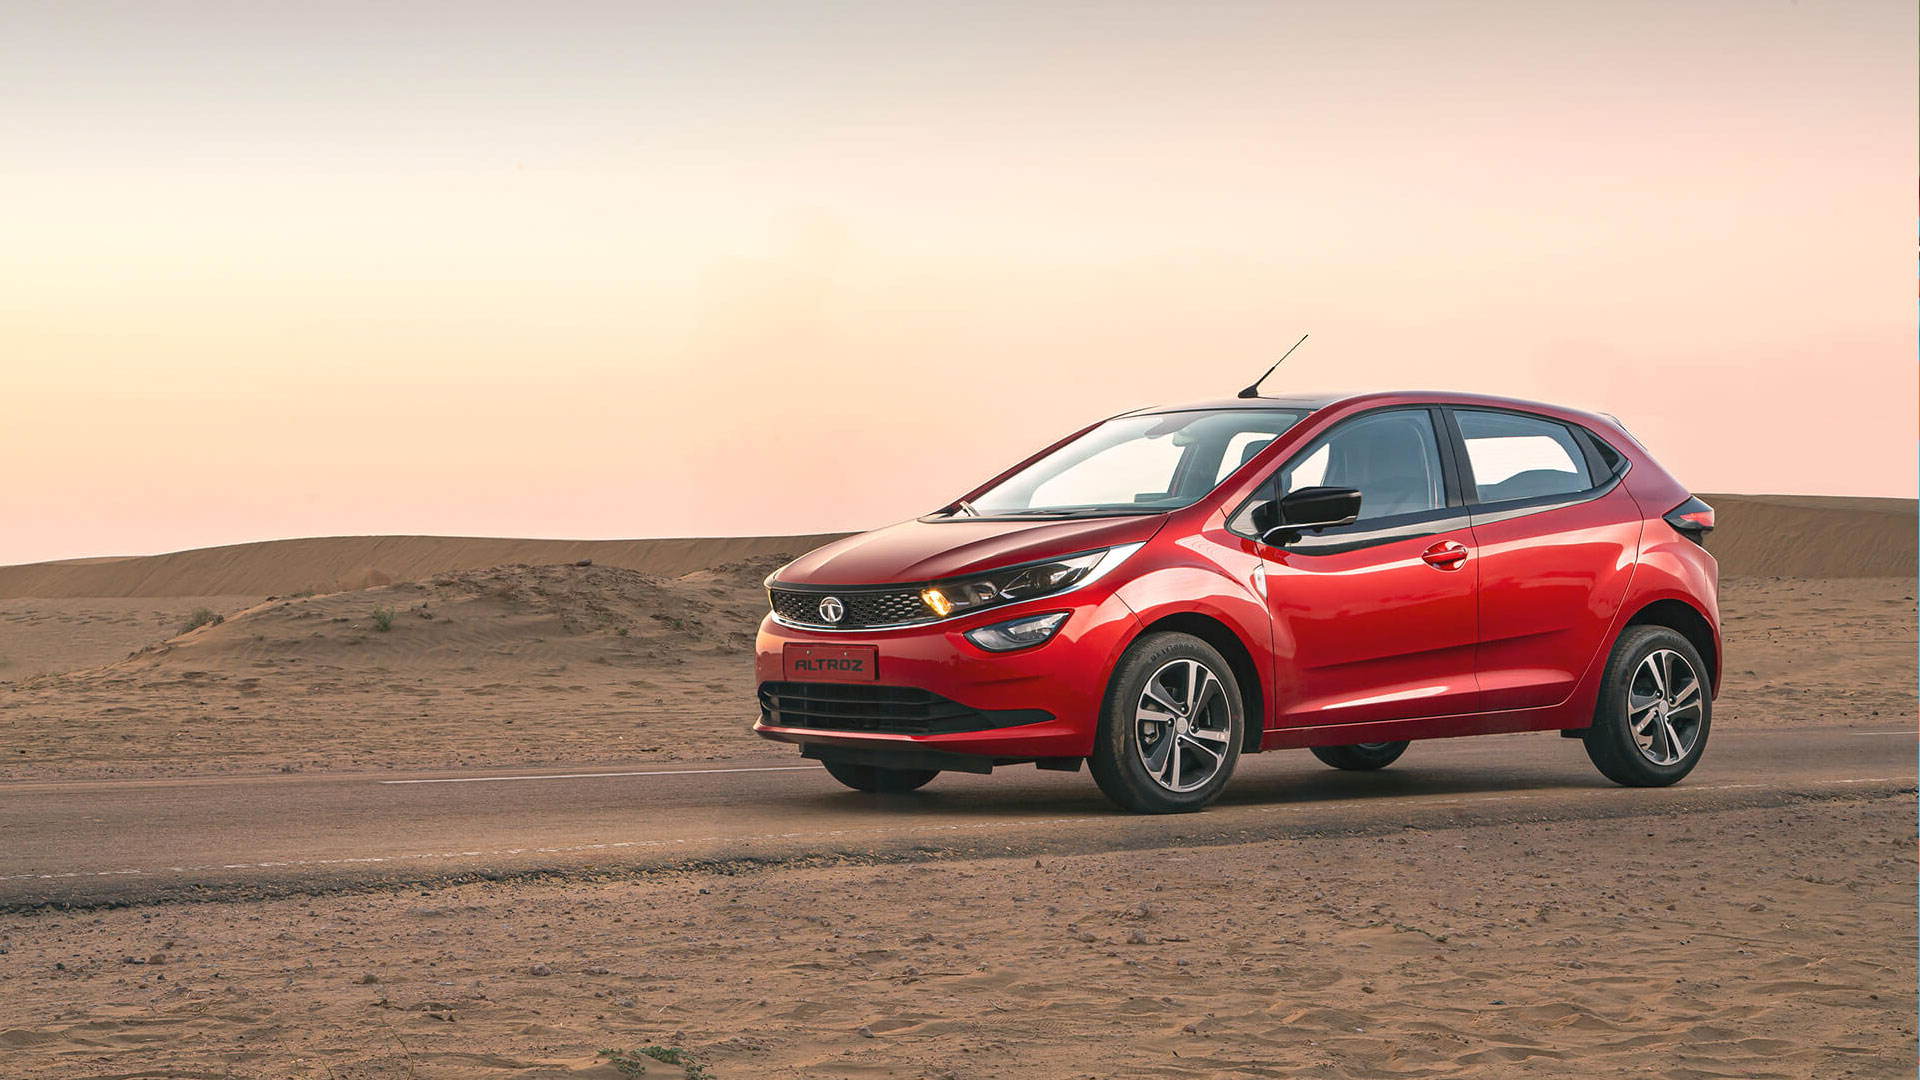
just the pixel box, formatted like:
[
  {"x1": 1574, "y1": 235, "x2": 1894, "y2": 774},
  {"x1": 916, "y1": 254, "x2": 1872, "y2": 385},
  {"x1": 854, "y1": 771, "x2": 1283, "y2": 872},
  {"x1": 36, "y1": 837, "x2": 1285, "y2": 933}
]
[{"x1": 1, "y1": 726, "x2": 1911, "y2": 909}]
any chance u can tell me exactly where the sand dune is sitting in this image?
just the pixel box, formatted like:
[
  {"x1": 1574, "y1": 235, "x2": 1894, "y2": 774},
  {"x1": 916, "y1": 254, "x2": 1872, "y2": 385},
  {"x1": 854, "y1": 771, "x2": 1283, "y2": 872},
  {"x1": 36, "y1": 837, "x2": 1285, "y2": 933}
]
[
  {"x1": 0, "y1": 595, "x2": 260, "y2": 677},
  {"x1": 1699, "y1": 493, "x2": 1915, "y2": 579},
  {"x1": 0, "y1": 533, "x2": 847, "y2": 599},
  {"x1": 1, "y1": 559, "x2": 789, "y2": 779},
  {"x1": 0, "y1": 494, "x2": 1910, "y2": 600}
]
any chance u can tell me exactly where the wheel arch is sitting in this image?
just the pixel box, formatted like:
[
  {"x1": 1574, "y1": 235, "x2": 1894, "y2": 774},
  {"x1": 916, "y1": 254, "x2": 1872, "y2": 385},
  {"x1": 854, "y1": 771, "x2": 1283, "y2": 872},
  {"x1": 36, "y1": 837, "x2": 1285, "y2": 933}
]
[
  {"x1": 1619, "y1": 598, "x2": 1719, "y2": 693},
  {"x1": 1134, "y1": 611, "x2": 1267, "y2": 753}
]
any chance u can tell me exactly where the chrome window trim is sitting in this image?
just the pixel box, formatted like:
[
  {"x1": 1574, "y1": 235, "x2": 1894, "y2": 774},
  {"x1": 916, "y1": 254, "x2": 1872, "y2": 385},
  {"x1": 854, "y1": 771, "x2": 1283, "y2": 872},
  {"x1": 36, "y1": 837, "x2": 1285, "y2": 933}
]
[{"x1": 1461, "y1": 465, "x2": 1631, "y2": 526}]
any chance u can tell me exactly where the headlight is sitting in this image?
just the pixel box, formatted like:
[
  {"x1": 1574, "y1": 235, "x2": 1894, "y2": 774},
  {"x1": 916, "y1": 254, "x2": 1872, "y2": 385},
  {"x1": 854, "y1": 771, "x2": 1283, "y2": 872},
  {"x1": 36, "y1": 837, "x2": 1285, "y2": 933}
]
[
  {"x1": 964, "y1": 611, "x2": 1069, "y2": 652},
  {"x1": 921, "y1": 546, "x2": 1132, "y2": 620}
]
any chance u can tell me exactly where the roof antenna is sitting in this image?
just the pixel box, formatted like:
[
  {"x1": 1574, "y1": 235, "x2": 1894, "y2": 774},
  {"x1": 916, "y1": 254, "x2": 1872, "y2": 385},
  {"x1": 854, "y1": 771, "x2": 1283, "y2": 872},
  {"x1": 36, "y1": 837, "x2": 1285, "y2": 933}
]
[{"x1": 1237, "y1": 333, "x2": 1309, "y2": 399}]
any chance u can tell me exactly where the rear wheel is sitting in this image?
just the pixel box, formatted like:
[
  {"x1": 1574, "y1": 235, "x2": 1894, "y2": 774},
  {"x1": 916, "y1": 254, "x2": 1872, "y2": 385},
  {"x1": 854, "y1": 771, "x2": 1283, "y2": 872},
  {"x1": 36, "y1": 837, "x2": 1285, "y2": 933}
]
[
  {"x1": 821, "y1": 761, "x2": 940, "y2": 793},
  {"x1": 1583, "y1": 625, "x2": 1711, "y2": 786},
  {"x1": 1089, "y1": 632, "x2": 1244, "y2": 814},
  {"x1": 1310, "y1": 741, "x2": 1409, "y2": 771}
]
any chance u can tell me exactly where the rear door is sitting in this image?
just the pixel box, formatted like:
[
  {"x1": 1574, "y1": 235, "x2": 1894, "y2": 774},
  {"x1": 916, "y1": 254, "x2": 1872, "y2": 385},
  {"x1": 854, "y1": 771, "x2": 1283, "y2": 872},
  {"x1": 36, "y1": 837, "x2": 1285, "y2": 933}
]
[
  {"x1": 1444, "y1": 408, "x2": 1642, "y2": 711},
  {"x1": 1235, "y1": 407, "x2": 1481, "y2": 727}
]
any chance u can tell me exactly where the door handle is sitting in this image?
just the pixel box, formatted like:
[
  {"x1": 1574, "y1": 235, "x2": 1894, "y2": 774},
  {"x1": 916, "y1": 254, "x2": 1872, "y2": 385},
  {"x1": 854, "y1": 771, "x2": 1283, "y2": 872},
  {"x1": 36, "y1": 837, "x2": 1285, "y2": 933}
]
[{"x1": 1421, "y1": 541, "x2": 1469, "y2": 570}]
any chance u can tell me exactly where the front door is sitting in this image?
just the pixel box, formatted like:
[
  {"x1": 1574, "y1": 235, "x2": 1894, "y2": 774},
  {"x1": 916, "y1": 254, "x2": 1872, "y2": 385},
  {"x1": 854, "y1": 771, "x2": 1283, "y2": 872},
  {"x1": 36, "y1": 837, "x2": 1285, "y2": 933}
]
[{"x1": 1240, "y1": 408, "x2": 1481, "y2": 727}]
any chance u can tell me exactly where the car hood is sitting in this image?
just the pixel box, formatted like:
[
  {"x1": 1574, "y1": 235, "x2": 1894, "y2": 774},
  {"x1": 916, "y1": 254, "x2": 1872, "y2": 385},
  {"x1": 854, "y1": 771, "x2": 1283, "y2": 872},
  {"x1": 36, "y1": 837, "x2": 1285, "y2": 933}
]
[{"x1": 775, "y1": 515, "x2": 1167, "y2": 587}]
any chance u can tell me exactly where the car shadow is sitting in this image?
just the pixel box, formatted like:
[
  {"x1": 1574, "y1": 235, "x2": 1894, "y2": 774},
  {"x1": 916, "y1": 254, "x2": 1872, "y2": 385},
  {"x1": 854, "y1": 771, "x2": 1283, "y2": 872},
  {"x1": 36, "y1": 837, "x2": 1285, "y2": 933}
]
[{"x1": 786, "y1": 749, "x2": 1624, "y2": 820}]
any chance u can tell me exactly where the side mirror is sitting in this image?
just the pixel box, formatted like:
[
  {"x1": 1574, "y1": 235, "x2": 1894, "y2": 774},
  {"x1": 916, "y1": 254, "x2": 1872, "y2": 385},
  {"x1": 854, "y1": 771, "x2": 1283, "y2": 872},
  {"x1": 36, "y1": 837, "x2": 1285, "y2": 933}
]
[{"x1": 1256, "y1": 486, "x2": 1362, "y2": 545}]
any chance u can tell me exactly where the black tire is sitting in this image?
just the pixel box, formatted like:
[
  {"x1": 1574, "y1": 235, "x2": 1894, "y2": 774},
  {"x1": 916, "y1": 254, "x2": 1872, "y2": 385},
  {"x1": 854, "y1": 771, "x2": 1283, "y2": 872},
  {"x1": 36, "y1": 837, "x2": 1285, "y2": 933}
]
[
  {"x1": 821, "y1": 761, "x2": 940, "y2": 793},
  {"x1": 1088, "y1": 632, "x2": 1244, "y2": 814},
  {"x1": 1310, "y1": 741, "x2": 1409, "y2": 771},
  {"x1": 1583, "y1": 625, "x2": 1712, "y2": 787}
]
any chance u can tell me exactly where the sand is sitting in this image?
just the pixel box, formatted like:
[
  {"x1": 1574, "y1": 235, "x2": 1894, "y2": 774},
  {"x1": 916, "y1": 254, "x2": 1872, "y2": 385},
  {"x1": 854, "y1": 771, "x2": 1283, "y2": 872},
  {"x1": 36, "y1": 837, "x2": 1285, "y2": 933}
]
[
  {"x1": 0, "y1": 794, "x2": 1909, "y2": 1078},
  {"x1": 1701, "y1": 494, "x2": 1915, "y2": 580},
  {"x1": 0, "y1": 541, "x2": 1912, "y2": 784},
  {"x1": 0, "y1": 534, "x2": 849, "y2": 600},
  {"x1": 0, "y1": 559, "x2": 789, "y2": 780},
  {"x1": 1715, "y1": 576, "x2": 1916, "y2": 731},
  {"x1": 0, "y1": 595, "x2": 261, "y2": 678}
]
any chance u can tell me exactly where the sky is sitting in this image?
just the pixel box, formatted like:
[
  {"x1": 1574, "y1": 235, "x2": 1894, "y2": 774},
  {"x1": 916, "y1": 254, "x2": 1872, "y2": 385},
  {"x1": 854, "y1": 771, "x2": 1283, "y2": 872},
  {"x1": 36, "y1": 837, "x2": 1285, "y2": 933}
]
[{"x1": 2, "y1": 1, "x2": 1913, "y2": 565}]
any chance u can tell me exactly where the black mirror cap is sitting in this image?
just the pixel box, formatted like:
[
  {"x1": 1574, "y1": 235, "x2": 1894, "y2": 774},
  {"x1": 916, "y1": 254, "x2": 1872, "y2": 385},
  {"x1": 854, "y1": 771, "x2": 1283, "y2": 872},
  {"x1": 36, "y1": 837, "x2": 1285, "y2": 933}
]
[{"x1": 1280, "y1": 485, "x2": 1364, "y2": 530}]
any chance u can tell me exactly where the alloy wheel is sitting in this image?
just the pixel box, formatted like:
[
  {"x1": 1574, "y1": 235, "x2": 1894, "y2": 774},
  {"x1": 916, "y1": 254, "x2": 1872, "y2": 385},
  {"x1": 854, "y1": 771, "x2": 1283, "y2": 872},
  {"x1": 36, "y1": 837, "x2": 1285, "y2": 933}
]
[
  {"x1": 1628, "y1": 648, "x2": 1704, "y2": 766},
  {"x1": 1134, "y1": 658, "x2": 1234, "y2": 793}
]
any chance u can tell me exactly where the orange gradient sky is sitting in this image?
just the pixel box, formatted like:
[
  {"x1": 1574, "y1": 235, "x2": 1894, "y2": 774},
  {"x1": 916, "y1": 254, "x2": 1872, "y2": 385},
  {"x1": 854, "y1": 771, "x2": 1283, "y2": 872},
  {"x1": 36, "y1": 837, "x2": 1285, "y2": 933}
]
[{"x1": 3, "y1": 1, "x2": 1914, "y2": 566}]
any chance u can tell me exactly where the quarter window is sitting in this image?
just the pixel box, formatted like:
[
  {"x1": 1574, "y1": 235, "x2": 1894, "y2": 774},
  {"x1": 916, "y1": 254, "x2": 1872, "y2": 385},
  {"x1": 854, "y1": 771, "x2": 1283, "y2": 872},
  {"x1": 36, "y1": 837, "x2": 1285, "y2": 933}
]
[{"x1": 1454, "y1": 410, "x2": 1593, "y2": 503}]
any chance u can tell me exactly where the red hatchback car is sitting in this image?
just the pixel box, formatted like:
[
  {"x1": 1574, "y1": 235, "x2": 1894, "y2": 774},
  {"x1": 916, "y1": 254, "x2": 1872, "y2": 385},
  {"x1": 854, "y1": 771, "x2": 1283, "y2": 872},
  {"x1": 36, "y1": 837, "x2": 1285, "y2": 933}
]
[{"x1": 755, "y1": 391, "x2": 1720, "y2": 813}]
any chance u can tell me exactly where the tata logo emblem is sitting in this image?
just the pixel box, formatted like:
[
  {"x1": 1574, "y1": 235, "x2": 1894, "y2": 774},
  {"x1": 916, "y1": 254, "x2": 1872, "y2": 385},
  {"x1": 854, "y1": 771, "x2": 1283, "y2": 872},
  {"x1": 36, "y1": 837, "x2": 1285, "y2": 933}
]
[{"x1": 817, "y1": 596, "x2": 845, "y2": 624}]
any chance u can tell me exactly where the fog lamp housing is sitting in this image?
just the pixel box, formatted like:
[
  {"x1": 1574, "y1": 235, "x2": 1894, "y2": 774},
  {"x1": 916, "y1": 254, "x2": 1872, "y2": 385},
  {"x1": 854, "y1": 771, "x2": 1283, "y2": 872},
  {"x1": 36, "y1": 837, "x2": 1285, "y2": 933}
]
[{"x1": 963, "y1": 611, "x2": 1070, "y2": 652}]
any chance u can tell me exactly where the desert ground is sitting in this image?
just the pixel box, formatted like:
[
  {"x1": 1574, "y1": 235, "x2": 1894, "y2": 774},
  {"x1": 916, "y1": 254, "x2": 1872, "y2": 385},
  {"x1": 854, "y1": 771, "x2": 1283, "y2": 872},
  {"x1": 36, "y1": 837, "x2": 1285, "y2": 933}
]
[
  {"x1": 0, "y1": 493, "x2": 1913, "y2": 1077},
  {"x1": 0, "y1": 792, "x2": 1910, "y2": 1079}
]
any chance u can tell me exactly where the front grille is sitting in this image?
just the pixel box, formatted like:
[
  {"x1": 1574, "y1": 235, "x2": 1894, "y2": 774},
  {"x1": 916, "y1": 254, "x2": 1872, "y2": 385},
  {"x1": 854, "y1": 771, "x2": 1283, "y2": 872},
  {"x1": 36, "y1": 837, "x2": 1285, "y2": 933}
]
[
  {"x1": 759, "y1": 682, "x2": 1051, "y2": 736},
  {"x1": 769, "y1": 586, "x2": 933, "y2": 629}
]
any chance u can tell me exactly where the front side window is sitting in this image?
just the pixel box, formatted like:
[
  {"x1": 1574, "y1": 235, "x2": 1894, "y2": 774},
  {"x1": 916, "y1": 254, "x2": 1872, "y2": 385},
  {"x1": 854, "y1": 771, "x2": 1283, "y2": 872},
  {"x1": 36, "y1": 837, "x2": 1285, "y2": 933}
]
[
  {"x1": 1454, "y1": 410, "x2": 1593, "y2": 503},
  {"x1": 1279, "y1": 409, "x2": 1447, "y2": 522},
  {"x1": 966, "y1": 409, "x2": 1308, "y2": 517}
]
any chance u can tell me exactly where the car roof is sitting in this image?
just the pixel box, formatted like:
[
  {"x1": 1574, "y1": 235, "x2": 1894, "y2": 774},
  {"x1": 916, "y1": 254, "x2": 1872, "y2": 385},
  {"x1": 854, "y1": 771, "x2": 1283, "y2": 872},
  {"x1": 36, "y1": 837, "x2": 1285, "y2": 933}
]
[
  {"x1": 1122, "y1": 393, "x2": 1346, "y2": 414},
  {"x1": 1127, "y1": 390, "x2": 1611, "y2": 427}
]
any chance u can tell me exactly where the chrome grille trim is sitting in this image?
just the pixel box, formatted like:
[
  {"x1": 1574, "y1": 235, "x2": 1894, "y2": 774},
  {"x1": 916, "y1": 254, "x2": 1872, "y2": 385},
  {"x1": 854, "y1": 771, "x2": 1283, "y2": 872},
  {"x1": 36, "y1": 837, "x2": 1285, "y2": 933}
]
[{"x1": 768, "y1": 585, "x2": 936, "y2": 630}]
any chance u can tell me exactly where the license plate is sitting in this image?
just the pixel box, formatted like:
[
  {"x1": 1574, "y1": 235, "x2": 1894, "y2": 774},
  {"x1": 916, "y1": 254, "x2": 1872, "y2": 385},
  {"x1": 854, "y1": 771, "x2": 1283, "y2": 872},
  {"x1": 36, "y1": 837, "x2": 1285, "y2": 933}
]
[{"x1": 783, "y1": 643, "x2": 878, "y2": 682}]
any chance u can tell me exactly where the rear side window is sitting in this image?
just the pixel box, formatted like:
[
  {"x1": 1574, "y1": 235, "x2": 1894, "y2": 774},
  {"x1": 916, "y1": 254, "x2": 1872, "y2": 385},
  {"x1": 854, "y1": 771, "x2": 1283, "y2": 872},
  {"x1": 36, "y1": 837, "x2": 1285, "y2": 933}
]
[{"x1": 1454, "y1": 410, "x2": 1593, "y2": 503}]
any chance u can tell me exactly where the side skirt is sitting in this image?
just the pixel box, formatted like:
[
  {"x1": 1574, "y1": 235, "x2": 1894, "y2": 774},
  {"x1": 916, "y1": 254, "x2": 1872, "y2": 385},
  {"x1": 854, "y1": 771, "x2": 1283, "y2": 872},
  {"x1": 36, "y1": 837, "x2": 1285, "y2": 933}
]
[{"x1": 1257, "y1": 703, "x2": 1580, "y2": 752}]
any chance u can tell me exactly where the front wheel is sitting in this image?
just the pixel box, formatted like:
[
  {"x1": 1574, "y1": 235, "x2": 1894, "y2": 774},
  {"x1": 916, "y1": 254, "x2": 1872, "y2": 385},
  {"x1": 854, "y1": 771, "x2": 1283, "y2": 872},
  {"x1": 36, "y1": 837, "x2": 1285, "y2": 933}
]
[
  {"x1": 1088, "y1": 632, "x2": 1244, "y2": 814},
  {"x1": 821, "y1": 761, "x2": 940, "y2": 793},
  {"x1": 1310, "y1": 741, "x2": 1409, "y2": 771},
  {"x1": 1583, "y1": 625, "x2": 1711, "y2": 786}
]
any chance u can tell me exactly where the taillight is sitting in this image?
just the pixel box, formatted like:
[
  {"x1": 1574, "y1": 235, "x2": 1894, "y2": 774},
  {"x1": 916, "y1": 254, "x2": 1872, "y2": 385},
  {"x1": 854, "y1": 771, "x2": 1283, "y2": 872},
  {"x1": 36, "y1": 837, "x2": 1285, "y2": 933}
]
[{"x1": 1664, "y1": 496, "x2": 1715, "y2": 544}]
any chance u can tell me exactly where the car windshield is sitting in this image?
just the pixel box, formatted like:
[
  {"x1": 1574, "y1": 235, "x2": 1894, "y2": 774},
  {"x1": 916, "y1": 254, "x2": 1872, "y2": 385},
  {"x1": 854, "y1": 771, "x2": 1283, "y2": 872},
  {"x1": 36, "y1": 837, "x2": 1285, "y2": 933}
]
[{"x1": 962, "y1": 409, "x2": 1309, "y2": 518}]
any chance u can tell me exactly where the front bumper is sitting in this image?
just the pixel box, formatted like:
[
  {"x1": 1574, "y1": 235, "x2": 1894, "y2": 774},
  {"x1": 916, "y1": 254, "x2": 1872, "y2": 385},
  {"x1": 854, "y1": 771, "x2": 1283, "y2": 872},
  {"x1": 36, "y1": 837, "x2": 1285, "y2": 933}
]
[{"x1": 752, "y1": 590, "x2": 1141, "y2": 763}]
